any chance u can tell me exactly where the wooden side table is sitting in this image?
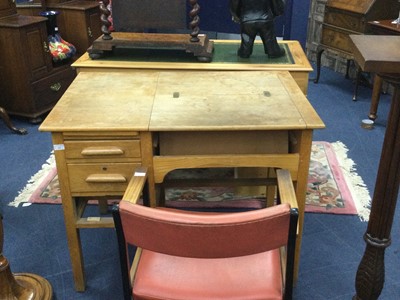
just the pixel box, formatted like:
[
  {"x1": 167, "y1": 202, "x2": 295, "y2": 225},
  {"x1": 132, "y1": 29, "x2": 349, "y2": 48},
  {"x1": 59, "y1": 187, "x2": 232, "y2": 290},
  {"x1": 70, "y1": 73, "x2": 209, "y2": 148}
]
[
  {"x1": 367, "y1": 20, "x2": 400, "y2": 120},
  {"x1": 349, "y1": 35, "x2": 400, "y2": 299}
]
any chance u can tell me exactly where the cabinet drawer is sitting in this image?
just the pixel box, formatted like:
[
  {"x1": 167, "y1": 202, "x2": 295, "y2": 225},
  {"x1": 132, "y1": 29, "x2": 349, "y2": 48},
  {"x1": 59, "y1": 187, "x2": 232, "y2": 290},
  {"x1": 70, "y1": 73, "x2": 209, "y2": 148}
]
[
  {"x1": 32, "y1": 67, "x2": 76, "y2": 111},
  {"x1": 321, "y1": 25, "x2": 355, "y2": 53},
  {"x1": 324, "y1": 9, "x2": 365, "y2": 33},
  {"x1": 68, "y1": 163, "x2": 139, "y2": 193},
  {"x1": 65, "y1": 140, "x2": 141, "y2": 159}
]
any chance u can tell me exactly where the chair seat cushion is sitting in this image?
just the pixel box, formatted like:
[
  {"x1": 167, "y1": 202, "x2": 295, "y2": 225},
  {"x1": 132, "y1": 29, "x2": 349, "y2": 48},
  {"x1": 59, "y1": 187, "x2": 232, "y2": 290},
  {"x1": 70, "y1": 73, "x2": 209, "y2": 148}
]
[{"x1": 133, "y1": 249, "x2": 283, "y2": 300}]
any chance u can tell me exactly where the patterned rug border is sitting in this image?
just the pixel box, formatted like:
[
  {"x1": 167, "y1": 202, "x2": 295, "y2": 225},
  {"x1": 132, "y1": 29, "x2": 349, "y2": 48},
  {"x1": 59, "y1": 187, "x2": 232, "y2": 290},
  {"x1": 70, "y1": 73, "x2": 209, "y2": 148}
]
[{"x1": 9, "y1": 141, "x2": 371, "y2": 221}]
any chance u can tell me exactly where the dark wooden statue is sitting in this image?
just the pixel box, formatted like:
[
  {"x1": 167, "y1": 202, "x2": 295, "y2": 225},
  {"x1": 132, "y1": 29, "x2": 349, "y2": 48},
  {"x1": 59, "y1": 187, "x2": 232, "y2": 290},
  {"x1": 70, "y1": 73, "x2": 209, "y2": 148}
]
[{"x1": 230, "y1": 0, "x2": 285, "y2": 58}]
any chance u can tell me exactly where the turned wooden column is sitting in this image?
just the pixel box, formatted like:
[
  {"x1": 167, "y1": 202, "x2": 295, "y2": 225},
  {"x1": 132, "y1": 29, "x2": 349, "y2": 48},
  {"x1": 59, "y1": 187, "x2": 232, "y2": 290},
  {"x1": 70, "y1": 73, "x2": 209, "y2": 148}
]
[
  {"x1": 349, "y1": 35, "x2": 400, "y2": 299},
  {"x1": 0, "y1": 215, "x2": 53, "y2": 299}
]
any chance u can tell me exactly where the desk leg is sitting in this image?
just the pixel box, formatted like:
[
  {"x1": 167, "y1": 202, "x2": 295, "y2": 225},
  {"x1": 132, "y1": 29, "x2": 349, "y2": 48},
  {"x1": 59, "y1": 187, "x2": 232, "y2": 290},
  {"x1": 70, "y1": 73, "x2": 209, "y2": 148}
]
[
  {"x1": 52, "y1": 134, "x2": 86, "y2": 291},
  {"x1": 140, "y1": 132, "x2": 157, "y2": 206},
  {"x1": 354, "y1": 75, "x2": 400, "y2": 299},
  {"x1": 368, "y1": 75, "x2": 383, "y2": 121},
  {"x1": 313, "y1": 48, "x2": 324, "y2": 84},
  {"x1": 290, "y1": 129, "x2": 314, "y2": 281}
]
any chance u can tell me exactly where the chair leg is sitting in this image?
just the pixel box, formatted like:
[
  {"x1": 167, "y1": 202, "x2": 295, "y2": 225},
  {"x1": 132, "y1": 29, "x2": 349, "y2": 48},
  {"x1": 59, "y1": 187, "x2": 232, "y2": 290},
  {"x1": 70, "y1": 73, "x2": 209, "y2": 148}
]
[
  {"x1": 111, "y1": 207, "x2": 132, "y2": 300},
  {"x1": 266, "y1": 168, "x2": 276, "y2": 207}
]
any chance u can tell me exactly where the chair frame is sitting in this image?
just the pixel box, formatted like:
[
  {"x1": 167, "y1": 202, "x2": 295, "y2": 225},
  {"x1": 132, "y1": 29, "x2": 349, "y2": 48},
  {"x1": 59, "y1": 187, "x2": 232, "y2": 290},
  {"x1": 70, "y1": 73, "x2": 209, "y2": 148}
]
[{"x1": 112, "y1": 167, "x2": 298, "y2": 300}]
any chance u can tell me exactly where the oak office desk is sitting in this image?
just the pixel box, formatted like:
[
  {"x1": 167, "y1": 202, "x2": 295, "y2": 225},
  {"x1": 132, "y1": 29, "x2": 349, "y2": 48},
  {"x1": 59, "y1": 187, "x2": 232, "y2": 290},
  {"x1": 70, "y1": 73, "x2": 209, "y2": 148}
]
[
  {"x1": 72, "y1": 40, "x2": 313, "y2": 95},
  {"x1": 39, "y1": 70, "x2": 324, "y2": 291}
]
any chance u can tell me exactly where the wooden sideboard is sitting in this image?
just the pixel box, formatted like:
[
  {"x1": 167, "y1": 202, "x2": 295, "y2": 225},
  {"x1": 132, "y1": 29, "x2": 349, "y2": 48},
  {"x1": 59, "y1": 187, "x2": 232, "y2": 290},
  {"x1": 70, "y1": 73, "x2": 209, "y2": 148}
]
[{"x1": 0, "y1": 0, "x2": 75, "y2": 122}]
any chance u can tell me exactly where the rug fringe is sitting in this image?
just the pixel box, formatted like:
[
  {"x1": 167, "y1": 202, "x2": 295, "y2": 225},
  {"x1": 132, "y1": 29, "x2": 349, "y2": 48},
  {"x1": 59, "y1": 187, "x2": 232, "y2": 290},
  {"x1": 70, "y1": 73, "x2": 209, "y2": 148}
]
[
  {"x1": 331, "y1": 141, "x2": 371, "y2": 221},
  {"x1": 9, "y1": 143, "x2": 372, "y2": 221},
  {"x1": 8, "y1": 153, "x2": 55, "y2": 207}
]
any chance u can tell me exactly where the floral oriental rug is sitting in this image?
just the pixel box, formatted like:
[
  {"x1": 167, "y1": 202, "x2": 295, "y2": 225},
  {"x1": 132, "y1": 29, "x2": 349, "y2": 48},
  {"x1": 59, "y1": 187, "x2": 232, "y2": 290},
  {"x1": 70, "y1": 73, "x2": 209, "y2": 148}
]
[{"x1": 9, "y1": 141, "x2": 371, "y2": 221}]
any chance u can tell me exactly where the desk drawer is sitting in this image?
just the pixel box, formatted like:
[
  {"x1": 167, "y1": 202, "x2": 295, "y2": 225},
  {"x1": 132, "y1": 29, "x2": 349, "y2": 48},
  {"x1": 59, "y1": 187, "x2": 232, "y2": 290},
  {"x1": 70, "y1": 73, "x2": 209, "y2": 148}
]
[
  {"x1": 68, "y1": 163, "x2": 139, "y2": 193},
  {"x1": 32, "y1": 67, "x2": 76, "y2": 111},
  {"x1": 321, "y1": 25, "x2": 356, "y2": 53},
  {"x1": 64, "y1": 140, "x2": 141, "y2": 159},
  {"x1": 324, "y1": 9, "x2": 365, "y2": 33}
]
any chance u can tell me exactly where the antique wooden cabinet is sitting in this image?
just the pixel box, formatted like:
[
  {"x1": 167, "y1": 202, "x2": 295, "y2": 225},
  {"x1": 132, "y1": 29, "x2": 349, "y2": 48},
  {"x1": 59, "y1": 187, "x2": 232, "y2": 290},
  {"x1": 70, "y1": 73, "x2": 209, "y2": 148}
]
[
  {"x1": 45, "y1": 0, "x2": 101, "y2": 55},
  {"x1": 0, "y1": 0, "x2": 76, "y2": 122},
  {"x1": 313, "y1": 0, "x2": 400, "y2": 83},
  {"x1": 17, "y1": 0, "x2": 101, "y2": 55}
]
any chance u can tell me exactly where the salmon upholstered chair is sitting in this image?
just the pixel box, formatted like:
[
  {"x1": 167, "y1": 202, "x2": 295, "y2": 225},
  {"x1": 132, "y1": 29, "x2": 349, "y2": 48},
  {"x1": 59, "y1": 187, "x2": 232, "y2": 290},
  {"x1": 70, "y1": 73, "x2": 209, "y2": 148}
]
[{"x1": 112, "y1": 167, "x2": 299, "y2": 300}]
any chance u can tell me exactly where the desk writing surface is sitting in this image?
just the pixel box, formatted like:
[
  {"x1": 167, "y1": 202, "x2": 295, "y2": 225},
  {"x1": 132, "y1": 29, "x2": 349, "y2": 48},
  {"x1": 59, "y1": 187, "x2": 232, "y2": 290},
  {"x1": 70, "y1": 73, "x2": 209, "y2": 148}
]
[
  {"x1": 40, "y1": 70, "x2": 324, "y2": 132},
  {"x1": 39, "y1": 72, "x2": 157, "y2": 132},
  {"x1": 150, "y1": 71, "x2": 324, "y2": 131}
]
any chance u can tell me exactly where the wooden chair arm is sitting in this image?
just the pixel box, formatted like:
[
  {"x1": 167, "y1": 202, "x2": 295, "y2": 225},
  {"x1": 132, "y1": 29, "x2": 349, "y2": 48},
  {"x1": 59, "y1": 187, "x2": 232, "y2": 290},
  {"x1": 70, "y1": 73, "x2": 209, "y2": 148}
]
[
  {"x1": 276, "y1": 168, "x2": 299, "y2": 237},
  {"x1": 276, "y1": 169, "x2": 298, "y2": 210},
  {"x1": 122, "y1": 167, "x2": 148, "y2": 204}
]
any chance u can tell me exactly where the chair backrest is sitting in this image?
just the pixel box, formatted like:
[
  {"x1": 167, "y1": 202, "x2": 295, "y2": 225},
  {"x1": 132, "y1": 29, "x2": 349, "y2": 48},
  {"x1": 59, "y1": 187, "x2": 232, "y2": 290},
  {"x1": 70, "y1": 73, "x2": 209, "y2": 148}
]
[
  {"x1": 112, "y1": 0, "x2": 187, "y2": 33},
  {"x1": 112, "y1": 168, "x2": 299, "y2": 300},
  {"x1": 118, "y1": 201, "x2": 293, "y2": 258}
]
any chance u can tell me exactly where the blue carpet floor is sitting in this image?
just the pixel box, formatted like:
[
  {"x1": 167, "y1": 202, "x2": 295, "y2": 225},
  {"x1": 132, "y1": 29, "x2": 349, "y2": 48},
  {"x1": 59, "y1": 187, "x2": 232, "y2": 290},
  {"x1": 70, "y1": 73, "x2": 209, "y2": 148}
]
[{"x1": 1, "y1": 65, "x2": 399, "y2": 299}]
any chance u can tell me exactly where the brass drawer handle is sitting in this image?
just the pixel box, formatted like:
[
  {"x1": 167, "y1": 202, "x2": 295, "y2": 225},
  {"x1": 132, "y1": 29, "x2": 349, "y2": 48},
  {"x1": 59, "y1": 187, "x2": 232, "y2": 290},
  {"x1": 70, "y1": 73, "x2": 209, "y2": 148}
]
[
  {"x1": 50, "y1": 82, "x2": 61, "y2": 92},
  {"x1": 85, "y1": 174, "x2": 127, "y2": 183},
  {"x1": 87, "y1": 27, "x2": 93, "y2": 38},
  {"x1": 43, "y1": 41, "x2": 49, "y2": 52},
  {"x1": 81, "y1": 147, "x2": 124, "y2": 156}
]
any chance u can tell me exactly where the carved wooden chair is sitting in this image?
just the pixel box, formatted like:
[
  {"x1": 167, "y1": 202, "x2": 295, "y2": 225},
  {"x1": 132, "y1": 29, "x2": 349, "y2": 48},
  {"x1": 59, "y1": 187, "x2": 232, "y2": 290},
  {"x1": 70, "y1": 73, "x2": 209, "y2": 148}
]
[{"x1": 112, "y1": 167, "x2": 298, "y2": 300}]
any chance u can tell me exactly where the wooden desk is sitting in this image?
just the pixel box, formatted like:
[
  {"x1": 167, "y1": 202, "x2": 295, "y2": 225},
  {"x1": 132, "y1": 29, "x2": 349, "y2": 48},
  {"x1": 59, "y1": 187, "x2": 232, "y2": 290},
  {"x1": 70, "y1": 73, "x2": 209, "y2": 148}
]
[
  {"x1": 39, "y1": 70, "x2": 324, "y2": 291},
  {"x1": 72, "y1": 40, "x2": 313, "y2": 95},
  {"x1": 350, "y1": 35, "x2": 400, "y2": 299}
]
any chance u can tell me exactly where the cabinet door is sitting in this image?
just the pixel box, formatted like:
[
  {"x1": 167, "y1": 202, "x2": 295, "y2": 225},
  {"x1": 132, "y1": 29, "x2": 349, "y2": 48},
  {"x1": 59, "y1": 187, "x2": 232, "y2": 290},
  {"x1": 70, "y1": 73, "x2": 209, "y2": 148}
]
[
  {"x1": 0, "y1": 0, "x2": 17, "y2": 18},
  {"x1": 23, "y1": 22, "x2": 54, "y2": 80},
  {"x1": 54, "y1": 4, "x2": 101, "y2": 55}
]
